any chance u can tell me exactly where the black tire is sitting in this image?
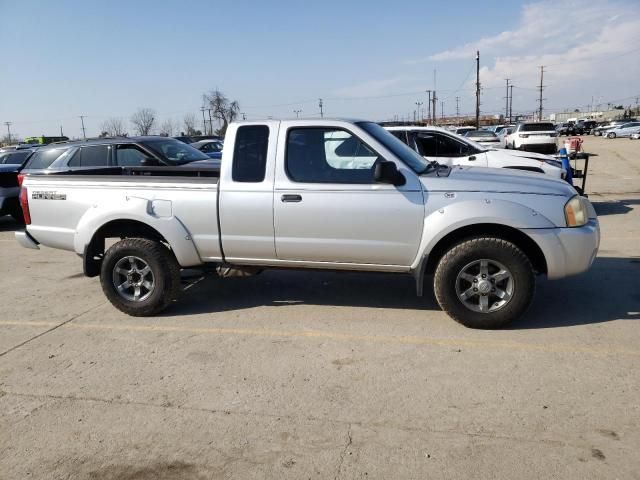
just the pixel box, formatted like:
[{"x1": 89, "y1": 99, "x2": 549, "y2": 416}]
[
  {"x1": 607, "y1": 132, "x2": 616, "y2": 139},
  {"x1": 433, "y1": 237, "x2": 535, "y2": 329},
  {"x1": 100, "y1": 238, "x2": 181, "y2": 316}
]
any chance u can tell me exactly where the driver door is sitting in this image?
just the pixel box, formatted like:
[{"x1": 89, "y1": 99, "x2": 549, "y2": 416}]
[{"x1": 413, "y1": 132, "x2": 487, "y2": 167}]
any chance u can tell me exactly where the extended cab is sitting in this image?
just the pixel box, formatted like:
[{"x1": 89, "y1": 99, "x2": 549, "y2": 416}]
[{"x1": 16, "y1": 120, "x2": 600, "y2": 329}]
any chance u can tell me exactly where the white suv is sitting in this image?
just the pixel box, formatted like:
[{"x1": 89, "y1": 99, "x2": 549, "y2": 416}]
[
  {"x1": 504, "y1": 122, "x2": 558, "y2": 154},
  {"x1": 385, "y1": 126, "x2": 565, "y2": 179}
]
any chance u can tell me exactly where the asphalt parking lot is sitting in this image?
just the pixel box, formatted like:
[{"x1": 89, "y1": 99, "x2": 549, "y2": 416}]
[{"x1": 1, "y1": 136, "x2": 639, "y2": 479}]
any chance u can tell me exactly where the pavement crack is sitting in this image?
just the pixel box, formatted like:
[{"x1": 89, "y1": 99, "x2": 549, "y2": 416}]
[
  {"x1": 0, "y1": 302, "x2": 106, "y2": 359},
  {"x1": 334, "y1": 424, "x2": 353, "y2": 479}
]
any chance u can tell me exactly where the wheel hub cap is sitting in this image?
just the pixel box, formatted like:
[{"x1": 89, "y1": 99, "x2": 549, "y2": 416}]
[
  {"x1": 112, "y1": 256, "x2": 155, "y2": 302},
  {"x1": 455, "y1": 259, "x2": 515, "y2": 313}
]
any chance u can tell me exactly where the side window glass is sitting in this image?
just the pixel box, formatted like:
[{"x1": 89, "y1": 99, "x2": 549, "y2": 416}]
[
  {"x1": 416, "y1": 134, "x2": 438, "y2": 156},
  {"x1": 116, "y1": 145, "x2": 150, "y2": 166},
  {"x1": 436, "y1": 135, "x2": 466, "y2": 157},
  {"x1": 286, "y1": 128, "x2": 380, "y2": 184},
  {"x1": 232, "y1": 125, "x2": 269, "y2": 182},
  {"x1": 78, "y1": 145, "x2": 109, "y2": 167},
  {"x1": 67, "y1": 150, "x2": 81, "y2": 167},
  {"x1": 389, "y1": 130, "x2": 408, "y2": 145}
]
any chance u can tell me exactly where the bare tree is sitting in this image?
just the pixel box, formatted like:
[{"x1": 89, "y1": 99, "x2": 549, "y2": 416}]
[
  {"x1": 100, "y1": 118, "x2": 127, "y2": 137},
  {"x1": 183, "y1": 113, "x2": 199, "y2": 136},
  {"x1": 159, "y1": 118, "x2": 178, "y2": 136},
  {"x1": 130, "y1": 108, "x2": 156, "y2": 136},
  {"x1": 204, "y1": 89, "x2": 240, "y2": 136}
]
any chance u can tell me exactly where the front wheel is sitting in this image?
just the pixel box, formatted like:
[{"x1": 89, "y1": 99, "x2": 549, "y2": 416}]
[
  {"x1": 100, "y1": 238, "x2": 181, "y2": 316},
  {"x1": 433, "y1": 237, "x2": 535, "y2": 329},
  {"x1": 607, "y1": 132, "x2": 616, "y2": 139}
]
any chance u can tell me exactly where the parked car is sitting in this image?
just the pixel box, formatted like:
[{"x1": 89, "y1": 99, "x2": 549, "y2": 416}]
[
  {"x1": 497, "y1": 127, "x2": 514, "y2": 148},
  {"x1": 556, "y1": 123, "x2": 573, "y2": 136},
  {"x1": 630, "y1": 132, "x2": 640, "y2": 140},
  {"x1": 0, "y1": 148, "x2": 37, "y2": 221},
  {"x1": 575, "y1": 120, "x2": 597, "y2": 135},
  {"x1": 17, "y1": 118, "x2": 598, "y2": 329},
  {"x1": 593, "y1": 119, "x2": 636, "y2": 136},
  {"x1": 463, "y1": 130, "x2": 500, "y2": 147},
  {"x1": 191, "y1": 139, "x2": 224, "y2": 163},
  {"x1": 386, "y1": 126, "x2": 564, "y2": 179},
  {"x1": 503, "y1": 122, "x2": 558, "y2": 154},
  {"x1": 453, "y1": 126, "x2": 476, "y2": 136},
  {"x1": 19, "y1": 137, "x2": 214, "y2": 178},
  {"x1": 0, "y1": 149, "x2": 35, "y2": 166},
  {"x1": 172, "y1": 135, "x2": 196, "y2": 144},
  {"x1": 604, "y1": 121, "x2": 640, "y2": 138}
]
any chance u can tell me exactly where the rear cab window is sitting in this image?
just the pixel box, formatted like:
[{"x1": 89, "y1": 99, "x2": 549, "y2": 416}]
[{"x1": 232, "y1": 125, "x2": 269, "y2": 182}]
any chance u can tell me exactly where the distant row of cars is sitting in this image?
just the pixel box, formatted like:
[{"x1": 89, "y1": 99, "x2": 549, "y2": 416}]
[{"x1": 556, "y1": 119, "x2": 639, "y2": 138}]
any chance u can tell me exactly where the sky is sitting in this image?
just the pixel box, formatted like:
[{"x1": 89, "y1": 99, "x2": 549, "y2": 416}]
[{"x1": 0, "y1": 0, "x2": 639, "y2": 139}]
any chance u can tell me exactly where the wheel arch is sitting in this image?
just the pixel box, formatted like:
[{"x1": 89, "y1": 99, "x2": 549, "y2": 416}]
[
  {"x1": 83, "y1": 219, "x2": 170, "y2": 277},
  {"x1": 424, "y1": 223, "x2": 547, "y2": 277}
]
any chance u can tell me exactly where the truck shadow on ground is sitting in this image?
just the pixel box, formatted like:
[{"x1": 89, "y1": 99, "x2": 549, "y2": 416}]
[
  {"x1": 170, "y1": 257, "x2": 639, "y2": 329},
  {"x1": 591, "y1": 198, "x2": 640, "y2": 216}
]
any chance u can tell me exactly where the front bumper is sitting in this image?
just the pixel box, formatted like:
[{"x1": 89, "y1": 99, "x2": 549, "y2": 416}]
[{"x1": 523, "y1": 218, "x2": 600, "y2": 280}]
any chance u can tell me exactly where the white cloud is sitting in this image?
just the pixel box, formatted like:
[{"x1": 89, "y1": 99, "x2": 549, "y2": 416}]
[{"x1": 425, "y1": 0, "x2": 637, "y2": 62}]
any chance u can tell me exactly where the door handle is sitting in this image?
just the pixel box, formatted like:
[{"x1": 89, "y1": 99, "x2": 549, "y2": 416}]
[
  {"x1": 468, "y1": 155, "x2": 476, "y2": 161},
  {"x1": 281, "y1": 194, "x2": 302, "y2": 203}
]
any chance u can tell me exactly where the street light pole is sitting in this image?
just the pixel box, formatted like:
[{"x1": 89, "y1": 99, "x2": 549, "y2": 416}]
[
  {"x1": 294, "y1": 109, "x2": 302, "y2": 118},
  {"x1": 78, "y1": 116, "x2": 86, "y2": 140}
]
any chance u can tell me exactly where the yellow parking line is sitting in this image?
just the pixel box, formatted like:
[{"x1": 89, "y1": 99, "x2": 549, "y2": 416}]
[{"x1": 1, "y1": 320, "x2": 639, "y2": 357}]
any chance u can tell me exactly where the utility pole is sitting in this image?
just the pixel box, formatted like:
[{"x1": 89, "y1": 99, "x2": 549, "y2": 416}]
[
  {"x1": 505, "y1": 78, "x2": 510, "y2": 121},
  {"x1": 200, "y1": 107, "x2": 207, "y2": 134},
  {"x1": 455, "y1": 96, "x2": 460, "y2": 119},
  {"x1": 537, "y1": 66, "x2": 545, "y2": 121},
  {"x1": 293, "y1": 109, "x2": 302, "y2": 118},
  {"x1": 509, "y1": 84, "x2": 514, "y2": 123},
  {"x1": 475, "y1": 50, "x2": 481, "y2": 128},
  {"x1": 207, "y1": 108, "x2": 213, "y2": 135},
  {"x1": 60, "y1": 125, "x2": 64, "y2": 137},
  {"x1": 415, "y1": 101, "x2": 423, "y2": 122},
  {"x1": 433, "y1": 70, "x2": 437, "y2": 124},
  {"x1": 318, "y1": 98, "x2": 324, "y2": 118},
  {"x1": 241, "y1": 113, "x2": 247, "y2": 120},
  {"x1": 426, "y1": 90, "x2": 432, "y2": 124},
  {"x1": 4, "y1": 122, "x2": 12, "y2": 143},
  {"x1": 441, "y1": 101, "x2": 444, "y2": 120},
  {"x1": 78, "y1": 116, "x2": 86, "y2": 140}
]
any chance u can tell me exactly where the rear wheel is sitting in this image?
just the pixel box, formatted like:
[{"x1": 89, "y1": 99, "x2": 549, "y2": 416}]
[
  {"x1": 433, "y1": 237, "x2": 535, "y2": 329},
  {"x1": 100, "y1": 238, "x2": 181, "y2": 316}
]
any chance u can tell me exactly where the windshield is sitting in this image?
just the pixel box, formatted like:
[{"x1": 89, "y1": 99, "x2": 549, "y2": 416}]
[
  {"x1": 357, "y1": 122, "x2": 430, "y2": 173},
  {"x1": 520, "y1": 123, "x2": 555, "y2": 132},
  {"x1": 142, "y1": 138, "x2": 209, "y2": 164},
  {"x1": 24, "y1": 148, "x2": 69, "y2": 169}
]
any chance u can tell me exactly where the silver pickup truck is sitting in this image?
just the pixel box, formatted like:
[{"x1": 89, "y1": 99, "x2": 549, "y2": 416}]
[{"x1": 15, "y1": 119, "x2": 600, "y2": 329}]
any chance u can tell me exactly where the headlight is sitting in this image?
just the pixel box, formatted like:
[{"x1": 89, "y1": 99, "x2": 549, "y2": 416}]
[{"x1": 564, "y1": 195, "x2": 588, "y2": 227}]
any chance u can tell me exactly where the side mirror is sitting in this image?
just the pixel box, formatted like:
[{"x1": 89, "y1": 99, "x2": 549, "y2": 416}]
[
  {"x1": 140, "y1": 157, "x2": 159, "y2": 167},
  {"x1": 374, "y1": 160, "x2": 405, "y2": 186}
]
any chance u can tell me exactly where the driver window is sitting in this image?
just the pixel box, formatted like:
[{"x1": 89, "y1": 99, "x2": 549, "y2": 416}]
[
  {"x1": 116, "y1": 145, "x2": 152, "y2": 166},
  {"x1": 436, "y1": 134, "x2": 468, "y2": 157},
  {"x1": 286, "y1": 128, "x2": 381, "y2": 184}
]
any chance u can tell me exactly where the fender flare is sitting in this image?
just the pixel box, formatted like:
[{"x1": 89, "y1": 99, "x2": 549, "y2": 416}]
[
  {"x1": 411, "y1": 199, "x2": 555, "y2": 294},
  {"x1": 74, "y1": 196, "x2": 202, "y2": 267}
]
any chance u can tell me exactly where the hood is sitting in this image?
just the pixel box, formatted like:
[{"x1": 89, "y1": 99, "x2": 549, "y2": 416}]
[{"x1": 423, "y1": 165, "x2": 575, "y2": 196}]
